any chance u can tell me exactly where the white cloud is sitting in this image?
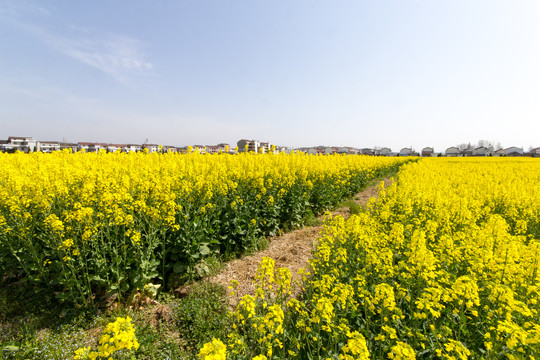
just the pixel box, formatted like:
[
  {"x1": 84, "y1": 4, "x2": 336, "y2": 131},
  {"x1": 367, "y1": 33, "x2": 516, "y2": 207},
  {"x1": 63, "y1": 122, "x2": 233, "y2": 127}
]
[
  {"x1": 0, "y1": 0, "x2": 50, "y2": 17},
  {"x1": 4, "y1": 2, "x2": 154, "y2": 83},
  {"x1": 62, "y1": 34, "x2": 154, "y2": 82}
]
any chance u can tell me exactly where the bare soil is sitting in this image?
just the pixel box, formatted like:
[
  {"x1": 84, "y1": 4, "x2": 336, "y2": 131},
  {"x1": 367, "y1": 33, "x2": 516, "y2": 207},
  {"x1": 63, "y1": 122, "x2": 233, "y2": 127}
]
[{"x1": 206, "y1": 178, "x2": 393, "y2": 308}]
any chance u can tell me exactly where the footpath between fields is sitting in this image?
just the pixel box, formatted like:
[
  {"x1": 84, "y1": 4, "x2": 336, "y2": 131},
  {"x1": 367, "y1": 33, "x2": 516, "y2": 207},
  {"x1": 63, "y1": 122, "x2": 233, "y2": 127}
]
[{"x1": 197, "y1": 177, "x2": 393, "y2": 308}]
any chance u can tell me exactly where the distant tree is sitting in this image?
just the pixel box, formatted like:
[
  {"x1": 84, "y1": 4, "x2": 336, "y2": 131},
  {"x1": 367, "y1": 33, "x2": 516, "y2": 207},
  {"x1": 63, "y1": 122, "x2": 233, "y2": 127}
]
[
  {"x1": 478, "y1": 140, "x2": 495, "y2": 151},
  {"x1": 477, "y1": 140, "x2": 488, "y2": 148},
  {"x1": 457, "y1": 140, "x2": 502, "y2": 152}
]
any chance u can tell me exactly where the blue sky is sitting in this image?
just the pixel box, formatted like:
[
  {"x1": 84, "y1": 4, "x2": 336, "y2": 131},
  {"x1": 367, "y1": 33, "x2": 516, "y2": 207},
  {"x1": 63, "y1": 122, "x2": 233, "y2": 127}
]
[{"x1": 1, "y1": 1, "x2": 539, "y2": 151}]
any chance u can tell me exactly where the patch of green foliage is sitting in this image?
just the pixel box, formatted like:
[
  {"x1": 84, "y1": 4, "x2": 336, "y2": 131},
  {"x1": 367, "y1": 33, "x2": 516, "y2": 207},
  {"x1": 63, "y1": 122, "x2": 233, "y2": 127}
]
[
  {"x1": 170, "y1": 282, "x2": 232, "y2": 352},
  {"x1": 338, "y1": 199, "x2": 365, "y2": 215}
]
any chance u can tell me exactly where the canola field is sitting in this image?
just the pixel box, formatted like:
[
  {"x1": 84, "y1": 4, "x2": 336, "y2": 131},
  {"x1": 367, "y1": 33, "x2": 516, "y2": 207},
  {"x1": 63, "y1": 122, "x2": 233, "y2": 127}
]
[
  {"x1": 209, "y1": 158, "x2": 540, "y2": 360},
  {"x1": 0, "y1": 151, "x2": 407, "y2": 305}
]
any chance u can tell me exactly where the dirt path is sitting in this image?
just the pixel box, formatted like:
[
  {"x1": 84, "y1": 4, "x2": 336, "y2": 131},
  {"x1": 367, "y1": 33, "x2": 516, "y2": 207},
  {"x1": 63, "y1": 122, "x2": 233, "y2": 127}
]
[{"x1": 205, "y1": 178, "x2": 392, "y2": 307}]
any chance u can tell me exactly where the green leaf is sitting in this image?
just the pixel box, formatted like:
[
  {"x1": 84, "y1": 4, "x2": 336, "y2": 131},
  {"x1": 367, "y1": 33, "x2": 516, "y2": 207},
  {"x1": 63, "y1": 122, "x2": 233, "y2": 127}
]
[
  {"x1": 3, "y1": 345, "x2": 20, "y2": 352},
  {"x1": 149, "y1": 258, "x2": 160, "y2": 267},
  {"x1": 173, "y1": 262, "x2": 187, "y2": 274},
  {"x1": 120, "y1": 282, "x2": 130, "y2": 292},
  {"x1": 199, "y1": 244, "x2": 211, "y2": 256},
  {"x1": 90, "y1": 276, "x2": 106, "y2": 285}
]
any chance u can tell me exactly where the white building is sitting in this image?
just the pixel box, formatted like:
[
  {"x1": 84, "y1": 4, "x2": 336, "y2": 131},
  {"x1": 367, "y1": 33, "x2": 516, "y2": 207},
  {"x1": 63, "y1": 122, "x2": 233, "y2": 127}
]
[
  {"x1": 421, "y1": 147, "x2": 434, "y2": 157},
  {"x1": 361, "y1": 148, "x2": 374, "y2": 155},
  {"x1": 78, "y1": 142, "x2": 93, "y2": 152},
  {"x1": 37, "y1": 141, "x2": 60, "y2": 152},
  {"x1": 0, "y1": 140, "x2": 14, "y2": 152},
  {"x1": 106, "y1": 144, "x2": 126, "y2": 152},
  {"x1": 445, "y1": 147, "x2": 460, "y2": 157},
  {"x1": 504, "y1": 147, "x2": 524, "y2": 156},
  {"x1": 237, "y1": 139, "x2": 261, "y2": 153},
  {"x1": 125, "y1": 144, "x2": 142, "y2": 152},
  {"x1": 8, "y1": 136, "x2": 37, "y2": 152},
  {"x1": 399, "y1": 148, "x2": 413, "y2": 156},
  {"x1": 143, "y1": 144, "x2": 160, "y2": 153},
  {"x1": 60, "y1": 143, "x2": 78, "y2": 152},
  {"x1": 472, "y1": 146, "x2": 491, "y2": 156}
]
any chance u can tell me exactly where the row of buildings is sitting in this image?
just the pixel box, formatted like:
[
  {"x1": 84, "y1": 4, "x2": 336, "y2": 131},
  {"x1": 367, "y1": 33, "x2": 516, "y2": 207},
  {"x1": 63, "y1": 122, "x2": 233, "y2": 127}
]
[
  {"x1": 294, "y1": 145, "x2": 540, "y2": 157},
  {"x1": 0, "y1": 137, "x2": 292, "y2": 155},
  {"x1": 1, "y1": 137, "x2": 539, "y2": 157},
  {"x1": 435, "y1": 146, "x2": 540, "y2": 157},
  {"x1": 0, "y1": 137, "x2": 236, "y2": 154}
]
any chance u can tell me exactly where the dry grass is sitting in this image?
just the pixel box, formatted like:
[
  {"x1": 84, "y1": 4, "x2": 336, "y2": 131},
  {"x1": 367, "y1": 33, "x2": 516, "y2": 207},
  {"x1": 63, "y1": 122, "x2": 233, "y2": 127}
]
[{"x1": 206, "y1": 178, "x2": 393, "y2": 308}]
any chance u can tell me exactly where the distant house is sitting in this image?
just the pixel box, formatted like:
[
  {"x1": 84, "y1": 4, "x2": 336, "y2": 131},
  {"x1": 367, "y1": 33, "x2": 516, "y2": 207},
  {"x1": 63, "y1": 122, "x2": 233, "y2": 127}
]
[
  {"x1": 205, "y1": 145, "x2": 222, "y2": 154},
  {"x1": 399, "y1": 148, "x2": 413, "y2": 156},
  {"x1": 78, "y1": 142, "x2": 93, "y2": 152},
  {"x1": 191, "y1": 145, "x2": 205, "y2": 153},
  {"x1": 530, "y1": 147, "x2": 540, "y2": 157},
  {"x1": 215, "y1": 143, "x2": 230, "y2": 153},
  {"x1": 259, "y1": 142, "x2": 270, "y2": 154},
  {"x1": 0, "y1": 140, "x2": 14, "y2": 152},
  {"x1": 306, "y1": 146, "x2": 323, "y2": 155},
  {"x1": 361, "y1": 148, "x2": 375, "y2": 156},
  {"x1": 142, "y1": 144, "x2": 160, "y2": 153},
  {"x1": 421, "y1": 147, "x2": 434, "y2": 157},
  {"x1": 60, "y1": 143, "x2": 78, "y2": 152},
  {"x1": 144, "y1": 144, "x2": 158, "y2": 153},
  {"x1": 494, "y1": 149, "x2": 506, "y2": 157},
  {"x1": 445, "y1": 147, "x2": 460, "y2": 157},
  {"x1": 198, "y1": 144, "x2": 232, "y2": 154},
  {"x1": 461, "y1": 148, "x2": 473, "y2": 157},
  {"x1": 237, "y1": 139, "x2": 262, "y2": 153},
  {"x1": 163, "y1": 146, "x2": 178, "y2": 153},
  {"x1": 504, "y1": 147, "x2": 524, "y2": 157},
  {"x1": 88, "y1": 143, "x2": 108, "y2": 153},
  {"x1": 8, "y1": 136, "x2": 36, "y2": 152},
  {"x1": 125, "y1": 144, "x2": 142, "y2": 153},
  {"x1": 236, "y1": 139, "x2": 250, "y2": 152},
  {"x1": 380, "y1": 147, "x2": 392, "y2": 156},
  {"x1": 472, "y1": 146, "x2": 491, "y2": 156},
  {"x1": 107, "y1": 144, "x2": 126, "y2": 152},
  {"x1": 282, "y1": 147, "x2": 294, "y2": 154},
  {"x1": 37, "y1": 141, "x2": 60, "y2": 152},
  {"x1": 324, "y1": 147, "x2": 334, "y2": 155}
]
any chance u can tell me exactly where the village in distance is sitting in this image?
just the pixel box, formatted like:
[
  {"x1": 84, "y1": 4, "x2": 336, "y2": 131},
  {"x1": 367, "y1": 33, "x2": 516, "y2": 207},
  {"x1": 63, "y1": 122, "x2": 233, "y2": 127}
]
[{"x1": 1, "y1": 136, "x2": 539, "y2": 157}]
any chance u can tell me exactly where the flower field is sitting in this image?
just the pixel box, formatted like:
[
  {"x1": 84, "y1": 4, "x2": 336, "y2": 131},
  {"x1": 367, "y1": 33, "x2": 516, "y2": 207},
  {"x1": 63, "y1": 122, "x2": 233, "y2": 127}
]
[
  {"x1": 0, "y1": 151, "x2": 407, "y2": 306},
  {"x1": 210, "y1": 158, "x2": 540, "y2": 360}
]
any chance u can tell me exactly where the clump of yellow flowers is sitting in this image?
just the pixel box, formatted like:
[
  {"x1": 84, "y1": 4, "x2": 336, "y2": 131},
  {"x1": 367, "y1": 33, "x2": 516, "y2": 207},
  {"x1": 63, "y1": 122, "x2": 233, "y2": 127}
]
[
  {"x1": 197, "y1": 157, "x2": 540, "y2": 359},
  {"x1": 197, "y1": 338, "x2": 227, "y2": 360},
  {"x1": 74, "y1": 316, "x2": 139, "y2": 359},
  {"x1": 0, "y1": 150, "x2": 408, "y2": 305}
]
